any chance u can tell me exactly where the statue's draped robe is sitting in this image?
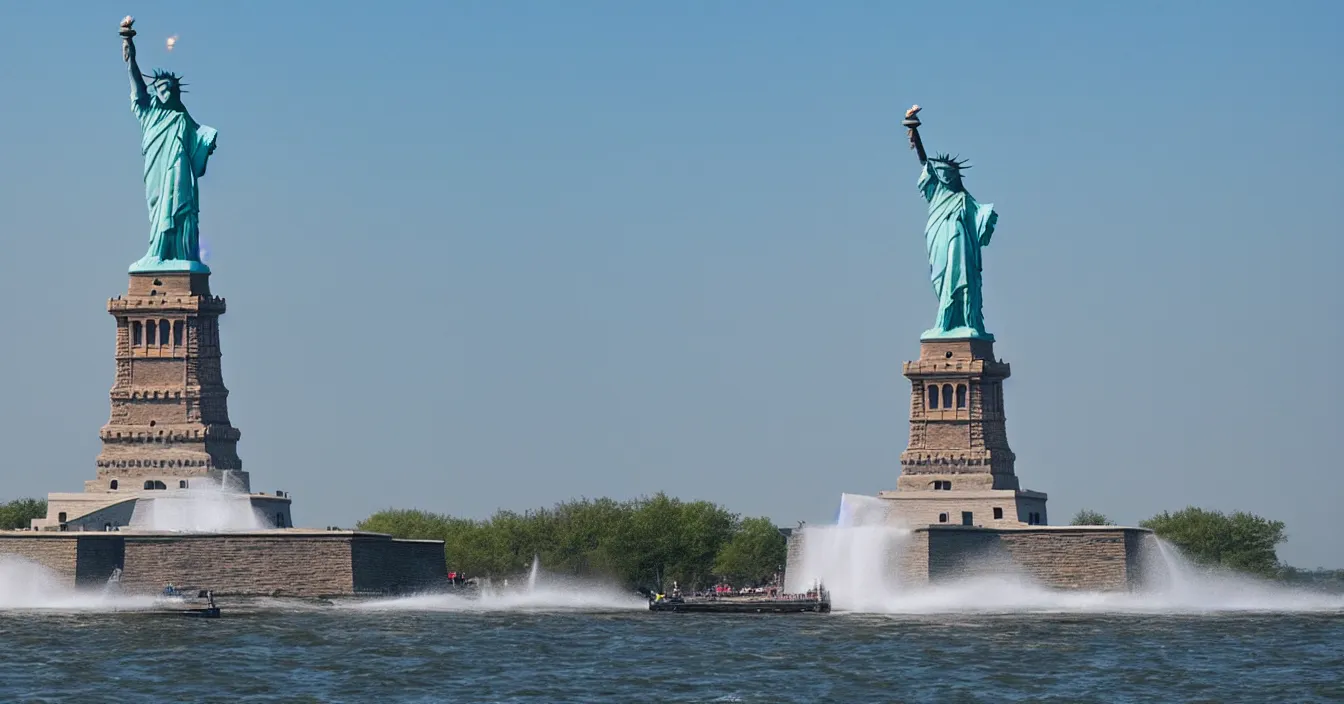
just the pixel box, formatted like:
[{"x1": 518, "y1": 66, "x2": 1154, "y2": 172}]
[
  {"x1": 133, "y1": 95, "x2": 216, "y2": 266},
  {"x1": 919, "y1": 164, "x2": 997, "y2": 338}
]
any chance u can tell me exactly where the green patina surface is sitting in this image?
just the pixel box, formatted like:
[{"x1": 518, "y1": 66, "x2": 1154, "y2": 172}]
[
  {"x1": 122, "y1": 20, "x2": 216, "y2": 274},
  {"x1": 918, "y1": 155, "x2": 997, "y2": 341}
]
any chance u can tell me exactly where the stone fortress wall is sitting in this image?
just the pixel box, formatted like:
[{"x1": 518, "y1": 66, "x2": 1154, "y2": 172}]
[
  {"x1": 904, "y1": 526, "x2": 1150, "y2": 590},
  {"x1": 787, "y1": 525, "x2": 1151, "y2": 591},
  {"x1": 0, "y1": 531, "x2": 447, "y2": 597}
]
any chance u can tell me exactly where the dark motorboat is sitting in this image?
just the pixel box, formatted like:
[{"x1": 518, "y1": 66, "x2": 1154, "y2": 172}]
[
  {"x1": 151, "y1": 585, "x2": 222, "y2": 618},
  {"x1": 104, "y1": 569, "x2": 221, "y2": 618},
  {"x1": 646, "y1": 585, "x2": 831, "y2": 614}
]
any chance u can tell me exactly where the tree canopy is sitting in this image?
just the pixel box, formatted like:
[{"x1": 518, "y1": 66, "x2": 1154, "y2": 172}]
[
  {"x1": 1141, "y1": 507, "x2": 1286, "y2": 577},
  {"x1": 0, "y1": 498, "x2": 46, "y2": 530},
  {"x1": 1070, "y1": 509, "x2": 1114, "y2": 526},
  {"x1": 713, "y1": 516, "x2": 787, "y2": 585},
  {"x1": 357, "y1": 493, "x2": 786, "y2": 590}
]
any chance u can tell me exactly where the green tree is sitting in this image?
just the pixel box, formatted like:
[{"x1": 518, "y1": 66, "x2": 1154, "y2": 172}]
[
  {"x1": 607, "y1": 493, "x2": 737, "y2": 590},
  {"x1": 1141, "y1": 507, "x2": 1286, "y2": 577},
  {"x1": 1280, "y1": 567, "x2": 1344, "y2": 592},
  {"x1": 359, "y1": 494, "x2": 744, "y2": 590},
  {"x1": 0, "y1": 498, "x2": 47, "y2": 530},
  {"x1": 713, "y1": 516, "x2": 787, "y2": 585},
  {"x1": 543, "y1": 497, "x2": 629, "y2": 577},
  {"x1": 356, "y1": 509, "x2": 501, "y2": 576},
  {"x1": 665, "y1": 497, "x2": 737, "y2": 589},
  {"x1": 357, "y1": 508, "x2": 453, "y2": 540},
  {"x1": 1070, "y1": 509, "x2": 1114, "y2": 526}
]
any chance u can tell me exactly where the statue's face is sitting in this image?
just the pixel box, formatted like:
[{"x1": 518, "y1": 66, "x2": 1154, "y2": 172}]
[
  {"x1": 154, "y1": 79, "x2": 179, "y2": 104},
  {"x1": 932, "y1": 162, "x2": 963, "y2": 189}
]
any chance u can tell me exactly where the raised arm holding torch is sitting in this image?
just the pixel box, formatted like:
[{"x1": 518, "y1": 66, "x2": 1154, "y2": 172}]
[{"x1": 903, "y1": 104, "x2": 927, "y2": 164}]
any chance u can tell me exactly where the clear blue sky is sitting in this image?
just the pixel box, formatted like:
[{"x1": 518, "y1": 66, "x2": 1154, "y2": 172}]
[{"x1": 1, "y1": 1, "x2": 1340, "y2": 567}]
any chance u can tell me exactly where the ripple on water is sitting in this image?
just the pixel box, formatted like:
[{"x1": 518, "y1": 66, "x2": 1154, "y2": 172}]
[
  {"x1": 0, "y1": 570, "x2": 1342, "y2": 701},
  {"x1": 0, "y1": 612, "x2": 1333, "y2": 702}
]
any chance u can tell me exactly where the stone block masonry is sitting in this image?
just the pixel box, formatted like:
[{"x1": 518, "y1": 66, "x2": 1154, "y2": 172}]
[
  {"x1": 886, "y1": 338, "x2": 1051, "y2": 530},
  {"x1": 120, "y1": 533, "x2": 355, "y2": 596},
  {"x1": 0, "y1": 533, "x2": 127, "y2": 586},
  {"x1": 0, "y1": 531, "x2": 447, "y2": 597},
  {"x1": 0, "y1": 534, "x2": 82, "y2": 581},
  {"x1": 75, "y1": 535, "x2": 128, "y2": 587},
  {"x1": 98, "y1": 272, "x2": 245, "y2": 487},
  {"x1": 32, "y1": 270, "x2": 287, "y2": 531},
  {"x1": 784, "y1": 525, "x2": 1150, "y2": 591},
  {"x1": 918, "y1": 525, "x2": 1150, "y2": 591},
  {"x1": 780, "y1": 332, "x2": 1152, "y2": 589},
  {"x1": 351, "y1": 537, "x2": 449, "y2": 594}
]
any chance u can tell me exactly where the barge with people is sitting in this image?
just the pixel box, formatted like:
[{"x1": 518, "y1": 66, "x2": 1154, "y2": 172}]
[{"x1": 646, "y1": 583, "x2": 830, "y2": 614}]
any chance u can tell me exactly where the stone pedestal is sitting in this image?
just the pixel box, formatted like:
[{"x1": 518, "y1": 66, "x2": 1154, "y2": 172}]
[
  {"x1": 880, "y1": 338, "x2": 1047, "y2": 527},
  {"x1": 93, "y1": 272, "x2": 246, "y2": 490},
  {"x1": 31, "y1": 272, "x2": 291, "y2": 531}
]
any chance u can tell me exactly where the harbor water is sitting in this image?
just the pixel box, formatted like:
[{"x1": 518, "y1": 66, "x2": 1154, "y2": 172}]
[{"x1": 1, "y1": 554, "x2": 1342, "y2": 702}]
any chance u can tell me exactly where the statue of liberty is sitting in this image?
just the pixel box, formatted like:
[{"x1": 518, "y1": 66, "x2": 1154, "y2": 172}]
[
  {"x1": 902, "y1": 106, "x2": 997, "y2": 340},
  {"x1": 120, "y1": 17, "x2": 217, "y2": 273}
]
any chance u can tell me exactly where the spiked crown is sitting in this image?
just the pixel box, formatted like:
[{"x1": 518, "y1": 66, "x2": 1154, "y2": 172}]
[
  {"x1": 143, "y1": 69, "x2": 188, "y2": 92},
  {"x1": 929, "y1": 152, "x2": 972, "y2": 170}
]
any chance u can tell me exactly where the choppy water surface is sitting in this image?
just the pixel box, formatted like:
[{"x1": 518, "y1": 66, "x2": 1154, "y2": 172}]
[
  {"x1": 2, "y1": 508, "x2": 1342, "y2": 703},
  {"x1": 1, "y1": 604, "x2": 1341, "y2": 703}
]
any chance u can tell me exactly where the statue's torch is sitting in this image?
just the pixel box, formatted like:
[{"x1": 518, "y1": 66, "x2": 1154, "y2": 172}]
[
  {"x1": 903, "y1": 105, "x2": 928, "y2": 163},
  {"x1": 119, "y1": 16, "x2": 136, "y2": 62}
]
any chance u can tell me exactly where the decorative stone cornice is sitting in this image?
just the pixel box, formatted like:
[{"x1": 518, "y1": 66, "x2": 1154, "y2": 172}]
[
  {"x1": 109, "y1": 387, "x2": 230, "y2": 401},
  {"x1": 108, "y1": 296, "x2": 226, "y2": 314},
  {"x1": 899, "y1": 449, "x2": 1017, "y2": 468},
  {"x1": 902, "y1": 359, "x2": 1010, "y2": 379},
  {"x1": 95, "y1": 458, "x2": 217, "y2": 469},
  {"x1": 99, "y1": 425, "x2": 242, "y2": 442}
]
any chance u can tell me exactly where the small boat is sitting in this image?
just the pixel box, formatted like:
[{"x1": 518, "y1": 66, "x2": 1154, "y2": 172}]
[
  {"x1": 151, "y1": 586, "x2": 222, "y2": 618},
  {"x1": 646, "y1": 584, "x2": 831, "y2": 614},
  {"x1": 103, "y1": 570, "x2": 221, "y2": 618}
]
